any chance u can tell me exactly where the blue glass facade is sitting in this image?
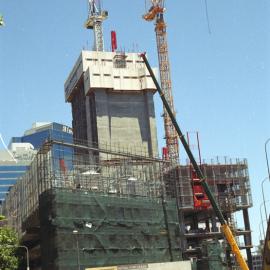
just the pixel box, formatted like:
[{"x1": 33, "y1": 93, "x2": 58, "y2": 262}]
[
  {"x1": 0, "y1": 165, "x2": 29, "y2": 202},
  {"x1": 10, "y1": 123, "x2": 73, "y2": 148},
  {"x1": 0, "y1": 123, "x2": 73, "y2": 202}
]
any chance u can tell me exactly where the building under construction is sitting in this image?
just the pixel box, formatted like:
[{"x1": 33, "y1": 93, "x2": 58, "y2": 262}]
[
  {"x1": 3, "y1": 136, "x2": 253, "y2": 269},
  {"x1": 3, "y1": 1, "x2": 253, "y2": 269},
  {"x1": 62, "y1": 27, "x2": 253, "y2": 267},
  {"x1": 165, "y1": 157, "x2": 253, "y2": 268},
  {"x1": 64, "y1": 50, "x2": 159, "y2": 161},
  {"x1": 4, "y1": 35, "x2": 253, "y2": 270},
  {"x1": 4, "y1": 139, "x2": 185, "y2": 270}
]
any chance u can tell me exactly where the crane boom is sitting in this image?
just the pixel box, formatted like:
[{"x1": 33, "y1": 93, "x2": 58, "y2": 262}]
[
  {"x1": 140, "y1": 53, "x2": 249, "y2": 270},
  {"x1": 143, "y1": 1, "x2": 179, "y2": 162},
  {"x1": 85, "y1": 0, "x2": 108, "y2": 52}
]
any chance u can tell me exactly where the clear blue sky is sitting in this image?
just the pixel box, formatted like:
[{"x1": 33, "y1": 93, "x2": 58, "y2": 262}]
[{"x1": 0, "y1": 0, "x2": 270, "y2": 248}]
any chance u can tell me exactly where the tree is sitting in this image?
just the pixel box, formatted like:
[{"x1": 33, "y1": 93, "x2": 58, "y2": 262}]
[
  {"x1": 0, "y1": 227, "x2": 19, "y2": 270},
  {"x1": 0, "y1": 15, "x2": 4, "y2": 26}
]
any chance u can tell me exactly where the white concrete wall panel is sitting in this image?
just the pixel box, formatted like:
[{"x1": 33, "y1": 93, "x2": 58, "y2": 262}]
[{"x1": 65, "y1": 51, "x2": 157, "y2": 101}]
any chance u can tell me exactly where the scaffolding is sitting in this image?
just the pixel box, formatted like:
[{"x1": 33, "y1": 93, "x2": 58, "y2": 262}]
[
  {"x1": 4, "y1": 140, "x2": 252, "y2": 233},
  {"x1": 4, "y1": 139, "x2": 174, "y2": 234},
  {"x1": 4, "y1": 139, "x2": 183, "y2": 269},
  {"x1": 163, "y1": 156, "x2": 253, "y2": 268},
  {"x1": 3, "y1": 139, "x2": 253, "y2": 269},
  {"x1": 165, "y1": 157, "x2": 252, "y2": 212}
]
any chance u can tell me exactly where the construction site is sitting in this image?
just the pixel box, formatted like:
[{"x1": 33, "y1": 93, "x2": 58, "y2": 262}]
[
  {"x1": 3, "y1": 137, "x2": 253, "y2": 269},
  {"x1": 1, "y1": 1, "x2": 257, "y2": 270}
]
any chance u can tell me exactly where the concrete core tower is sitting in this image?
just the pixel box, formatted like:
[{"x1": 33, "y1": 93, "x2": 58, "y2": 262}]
[{"x1": 65, "y1": 51, "x2": 159, "y2": 159}]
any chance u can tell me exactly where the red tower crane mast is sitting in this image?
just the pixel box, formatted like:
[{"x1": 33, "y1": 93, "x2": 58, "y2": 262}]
[{"x1": 143, "y1": 0, "x2": 179, "y2": 162}]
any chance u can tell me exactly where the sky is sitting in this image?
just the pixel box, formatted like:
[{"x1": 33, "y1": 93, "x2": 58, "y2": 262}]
[{"x1": 0, "y1": 0, "x2": 270, "y2": 249}]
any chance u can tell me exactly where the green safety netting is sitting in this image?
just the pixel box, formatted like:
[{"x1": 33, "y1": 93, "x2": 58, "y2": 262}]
[{"x1": 39, "y1": 189, "x2": 182, "y2": 270}]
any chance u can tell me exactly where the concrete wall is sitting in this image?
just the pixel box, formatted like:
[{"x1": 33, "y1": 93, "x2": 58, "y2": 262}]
[
  {"x1": 85, "y1": 261, "x2": 192, "y2": 270},
  {"x1": 88, "y1": 90, "x2": 158, "y2": 157}
]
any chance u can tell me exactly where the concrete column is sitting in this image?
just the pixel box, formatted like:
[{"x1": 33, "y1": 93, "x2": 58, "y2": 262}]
[
  {"x1": 205, "y1": 219, "x2": 210, "y2": 232},
  {"x1": 94, "y1": 89, "x2": 111, "y2": 146},
  {"x1": 144, "y1": 91, "x2": 159, "y2": 158},
  {"x1": 211, "y1": 215, "x2": 218, "y2": 232}
]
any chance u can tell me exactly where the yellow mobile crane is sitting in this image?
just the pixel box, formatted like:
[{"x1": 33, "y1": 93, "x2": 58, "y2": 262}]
[
  {"x1": 142, "y1": 1, "x2": 249, "y2": 270},
  {"x1": 140, "y1": 53, "x2": 249, "y2": 270}
]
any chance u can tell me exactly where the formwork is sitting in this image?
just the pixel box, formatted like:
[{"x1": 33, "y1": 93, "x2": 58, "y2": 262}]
[{"x1": 4, "y1": 139, "x2": 183, "y2": 270}]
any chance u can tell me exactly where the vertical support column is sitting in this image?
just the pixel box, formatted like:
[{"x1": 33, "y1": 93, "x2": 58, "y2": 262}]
[
  {"x1": 71, "y1": 83, "x2": 88, "y2": 143},
  {"x1": 191, "y1": 215, "x2": 199, "y2": 230},
  {"x1": 178, "y1": 210, "x2": 187, "y2": 258},
  {"x1": 93, "y1": 90, "x2": 111, "y2": 161},
  {"x1": 243, "y1": 208, "x2": 253, "y2": 269},
  {"x1": 205, "y1": 219, "x2": 210, "y2": 232},
  {"x1": 226, "y1": 249, "x2": 233, "y2": 269},
  {"x1": 211, "y1": 215, "x2": 218, "y2": 232},
  {"x1": 143, "y1": 91, "x2": 159, "y2": 157},
  {"x1": 86, "y1": 93, "x2": 99, "y2": 164}
]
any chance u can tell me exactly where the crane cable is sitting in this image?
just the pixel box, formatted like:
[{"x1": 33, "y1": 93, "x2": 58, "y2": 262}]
[{"x1": 204, "y1": 0, "x2": 212, "y2": 34}]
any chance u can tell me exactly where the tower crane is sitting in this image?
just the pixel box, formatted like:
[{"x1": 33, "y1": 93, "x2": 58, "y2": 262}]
[
  {"x1": 143, "y1": 0, "x2": 179, "y2": 162},
  {"x1": 85, "y1": 0, "x2": 108, "y2": 51},
  {"x1": 142, "y1": 2, "x2": 249, "y2": 269}
]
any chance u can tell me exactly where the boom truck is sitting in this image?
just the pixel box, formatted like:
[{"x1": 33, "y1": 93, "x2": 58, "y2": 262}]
[{"x1": 140, "y1": 53, "x2": 249, "y2": 270}]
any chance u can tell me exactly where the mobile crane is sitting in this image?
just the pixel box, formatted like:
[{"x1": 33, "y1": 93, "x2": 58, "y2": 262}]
[
  {"x1": 142, "y1": 2, "x2": 249, "y2": 269},
  {"x1": 140, "y1": 53, "x2": 249, "y2": 270}
]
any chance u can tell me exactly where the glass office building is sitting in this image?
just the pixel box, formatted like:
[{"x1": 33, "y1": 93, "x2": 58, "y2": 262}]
[
  {"x1": 0, "y1": 122, "x2": 73, "y2": 203},
  {"x1": 0, "y1": 164, "x2": 31, "y2": 203},
  {"x1": 0, "y1": 143, "x2": 36, "y2": 203},
  {"x1": 10, "y1": 122, "x2": 73, "y2": 148}
]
